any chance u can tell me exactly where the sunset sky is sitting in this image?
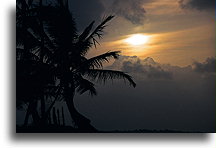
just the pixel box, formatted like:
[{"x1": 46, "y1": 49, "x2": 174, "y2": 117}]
[
  {"x1": 71, "y1": 0, "x2": 215, "y2": 66},
  {"x1": 67, "y1": 0, "x2": 215, "y2": 132},
  {"x1": 16, "y1": 0, "x2": 215, "y2": 132}
]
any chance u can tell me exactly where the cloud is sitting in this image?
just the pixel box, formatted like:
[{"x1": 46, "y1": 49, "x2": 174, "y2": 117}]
[
  {"x1": 111, "y1": 0, "x2": 148, "y2": 25},
  {"x1": 68, "y1": 0, "x2": 151, "y2": 27},
  {"x1": 179, "y1": 0, "x2": 215, "y2": 11},
  {"x1": 109, "y1": 56, "x2": 173, "y2": 80},
  {"x1": 193, "y1": 57, "x2": 216, "y2": 73}
]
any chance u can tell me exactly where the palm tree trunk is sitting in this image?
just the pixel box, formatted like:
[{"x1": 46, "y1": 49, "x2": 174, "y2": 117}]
[
  {"x1": 31, "y1": 101, "x2": 40, "y2": 125},
  {"x1": 40, "y1": 96, "x2": 46, "y2": 122},
  {"x1": 64, "y1": 86, "x2": 96, "y2": 132},
  {"x1": 57, "y1": 109, "x2": 60, "y2": 125},
  {"x1": 52, "y1": 107, "x2": 57, "y2": 125},
  {"x1": 23, "y1": 102, "x2": 32, "y2": 126},
  {"x1": 65, "y1": 97, "x2": 96, "y2": 132},
  {"x1": 61, "y1": 107, "x2": 65, "y2": 126},
  {"x1": 24, "y1": 100, "x2": 40, "y2": 126}
]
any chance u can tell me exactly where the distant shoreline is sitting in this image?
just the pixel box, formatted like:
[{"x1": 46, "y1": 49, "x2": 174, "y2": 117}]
[{"x1": 16, "y1": 125, "x2": 205, "y2": 133}]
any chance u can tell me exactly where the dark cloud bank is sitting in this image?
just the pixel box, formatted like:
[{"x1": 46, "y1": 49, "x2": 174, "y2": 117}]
[
  {"x1": 73, "y1": 56, "x2": 215, "y2": 132},
  {"x1": 69, "y1": 0, "x2": 214, "y2": 30},
  {"x1": 179, "y1": 0, "x2": 215, "y2": 11},
  {"x1": 194, "y1": 57, "x2": 215, "y2": 73},
  {"x1": 111, "y1": 0, "x2": 148, "y2": 25}
]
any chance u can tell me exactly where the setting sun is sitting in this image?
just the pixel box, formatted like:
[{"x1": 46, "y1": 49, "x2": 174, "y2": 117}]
[{"x1": 125, "y1": 34, "x2": 149, "y2": 46}]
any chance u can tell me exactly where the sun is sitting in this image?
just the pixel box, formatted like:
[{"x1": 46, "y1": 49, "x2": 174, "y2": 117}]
[{"x1": 125, "y1": 34, "x2": 149, "y2": 46}]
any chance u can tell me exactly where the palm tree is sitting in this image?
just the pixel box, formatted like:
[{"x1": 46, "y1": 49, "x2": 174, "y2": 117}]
[
  {"x1": 42, "y1": 1, "x2": 136, "y2": 131},
  {"x1": 16, "y1": 0, "x2": 59, "y2": 126},
  {"x1": 17, "y1": 0, "x2": 136, "y2": 131},
  {"x1": 16, "y1": 0, "x2": 42, "y2": 125}
]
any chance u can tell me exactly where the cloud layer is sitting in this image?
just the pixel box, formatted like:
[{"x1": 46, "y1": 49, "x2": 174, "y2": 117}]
[
  {"x1": 109, "y1": 56, "x2": 173, "y2": 79},
  {"x1": 69, "y1": 0, "x2": 150, "y2": 27},
  {"x1": 111, "y1": 0, "x2": 147, "y2": 25},
  {"x1": 193, "y1": 57, "x2": 215, "y2": 73},
  {"x1": 179, "y1": 0, "x2": 215, "y2": 11}
]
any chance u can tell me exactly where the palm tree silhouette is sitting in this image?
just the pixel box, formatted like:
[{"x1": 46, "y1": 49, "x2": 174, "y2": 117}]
[
  {"x1": 16, "y1": 0, "x2": 61, "y2": 126},
  {"x1": 16, "y1": 0, "x2": 136, "y2": 132}
]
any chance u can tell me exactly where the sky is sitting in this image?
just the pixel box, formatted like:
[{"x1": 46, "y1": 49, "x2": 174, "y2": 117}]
[
  {"x1": 17, "y1": 0, "x2": 215, "y2": 132},
  {"x1": 70, "y1": 0, "x2": 215, "y2": 66},
  {"x1": 68, "y1": 0, "x2": 215, "y2": 132}
]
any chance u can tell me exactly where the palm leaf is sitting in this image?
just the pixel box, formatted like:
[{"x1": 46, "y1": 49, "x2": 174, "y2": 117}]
[
  {"x1": 16, "y1": 27, "x2": 41, "y2": 49},
  {"x1": 78, "y1": 21, "x2": 95, "y2": 41},
  {"x1": 75, "y1": 75, "x2": 97, "y2": 96},
  {"x1": 80, "y1": 51, "x2": 120, "y2": 70},
  {"x1": 16, "y1": 48, "x2": 40, "y2": 61},
  {"x1": 42, "y1": 5, "x2": 77, "y2": 49},
  {"x1": 84, "y1": 69, "x2": 136, "y2": 87},
  {"x1": 87, "y1": 15, "x2": 114, "y2": 42},
  {"x1": 77, "y1": 15, "x2": 115, "y2": 56}
]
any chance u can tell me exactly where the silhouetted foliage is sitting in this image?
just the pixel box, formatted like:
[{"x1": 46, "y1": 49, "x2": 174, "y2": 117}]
[{"x1": 16, "y1": 0, "x2": 136, "y2": 132}]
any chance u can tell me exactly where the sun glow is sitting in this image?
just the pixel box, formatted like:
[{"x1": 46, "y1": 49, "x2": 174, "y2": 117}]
[{"x1": 125, "y1": 34, "x2": 149, "y2": 46}]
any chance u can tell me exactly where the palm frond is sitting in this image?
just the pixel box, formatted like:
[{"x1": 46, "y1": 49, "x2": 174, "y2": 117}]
[
  {"x1": 75, "y1": 76, "x2": 97, "y2": 96},
  {"x1": 80, "y1": 51, "x2": 120, "y2": 70},
  {"x1": 77, "y1": 15, "x2": 115, "y2": 56},
  {"x1": 78, "y1": 21, "x2": 95, "y2": 41},
  {"x1": 16, "y1": 48, "x2": 40, "y2": 61},
  {"x1": 42, "y1": 5, "x2": 77, "y2": 49},
  {"x1": 84, "y1": 69, "x2": 136, "y2": 87},
  {"x1": 16, "y1": 30, "x2": 41, "y2": 52},
  {"x1": 25, "y1": 16, "x2": 57, "y2": 52},
  {"x1": 87, "y1": 15, "x2": 114, "y2": 42}
]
